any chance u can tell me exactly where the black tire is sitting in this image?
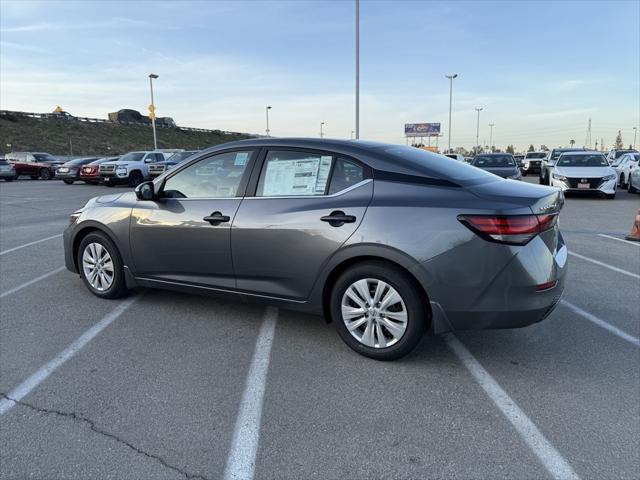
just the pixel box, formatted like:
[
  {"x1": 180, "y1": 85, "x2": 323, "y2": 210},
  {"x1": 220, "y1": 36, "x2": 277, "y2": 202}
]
[
  {"x1": 4, "y1": 177, "x2": 13, "y2": 182},
  {"x1": 63, "y1": 179, "x2": 74, "y2": 185},
  {"x1": 619, "y1": 174, "x2": 627, "y2": 189},
  {"x1": 539, "y1": 172, "x2": 545, "y2": 185},
  {"x1": 77, "y1": 231, "x2": 128, "y2": 299},
  {"x1": 39, "y1": 168, "x2": 51, "y2": 180},
  {"x1": 128, "y1": 171, "x2": 144, "y2": 188},
  {"x1": 330, "y1": 261, "x2": 428, "y2": 361},
  {"x1": 605, "y1": 193, "x2": 616, "y2": 199},
  {"x1": 105, "y1": 181, "x2": 116, "y2": 187},
  {"x1": 629, "y1": 176, "x2": 637, "y2": 193},
  {"x1": 30, "y1": 175, "x2": 38, "y2": 180}
]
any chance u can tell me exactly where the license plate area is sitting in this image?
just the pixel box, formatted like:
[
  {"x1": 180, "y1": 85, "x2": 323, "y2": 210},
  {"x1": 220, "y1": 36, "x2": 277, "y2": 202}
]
[{"x1": 577, "y1": 182, "x2": 590, "y2": 189}]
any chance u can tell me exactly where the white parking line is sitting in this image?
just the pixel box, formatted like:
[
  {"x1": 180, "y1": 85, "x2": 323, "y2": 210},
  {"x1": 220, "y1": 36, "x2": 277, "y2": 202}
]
[
  {"x1": 597, "y1": 234, "x2": 640, "y2": 247},
  {"x1": 445, "y1": 334, "x2": 580, "y2": 480},
  {"x1": 0, "y1": 266, "x2": 66, "y2": 299},
  {"x1": 0, "y1": 296, "x2": 138, "y2": 416},
  {"x1": 223, "y1": 307, "x2": 278, "y2": 480},
  {"x1": 0, "y1": 233, "x2": 63, "y2": 255},
  {"x1": 561, "y1": 300, "x2": 639, "y2": 347},
  {"x1": 568, "y1": 251, "x2": 640, "y2": 279}
]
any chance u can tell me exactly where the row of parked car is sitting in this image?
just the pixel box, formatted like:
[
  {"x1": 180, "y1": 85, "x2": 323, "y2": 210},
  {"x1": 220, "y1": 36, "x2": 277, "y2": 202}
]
[
  {"x1": 443, "y1": 147, "x2": 639, "y2": 199},
  {"x1": 0, "y1": 150, "x2": 199, "y2": 186}
]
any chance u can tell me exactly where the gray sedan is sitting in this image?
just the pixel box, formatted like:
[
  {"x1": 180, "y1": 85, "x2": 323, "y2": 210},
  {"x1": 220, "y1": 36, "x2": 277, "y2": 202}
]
[
  {"x1": 471, "y1": 153, "x2": 522, "y2": 180},
  {"x1": 63, "y1": 138, "x2": 567, "y2": 360}
]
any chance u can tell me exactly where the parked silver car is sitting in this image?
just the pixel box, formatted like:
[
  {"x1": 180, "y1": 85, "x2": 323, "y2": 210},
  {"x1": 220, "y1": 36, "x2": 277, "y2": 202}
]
[{"x1": 64, "y1": 139, "x2": 567, "y2": 360}]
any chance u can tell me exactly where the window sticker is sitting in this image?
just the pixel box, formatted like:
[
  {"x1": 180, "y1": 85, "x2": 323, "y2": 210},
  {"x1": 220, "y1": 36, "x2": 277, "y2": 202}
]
[
  {"x1": 234, "y1": 152, "x2": 249, "y2": 166},
  {"x1": 262, "y1": 155, "x2": 333, "y2": 196}
]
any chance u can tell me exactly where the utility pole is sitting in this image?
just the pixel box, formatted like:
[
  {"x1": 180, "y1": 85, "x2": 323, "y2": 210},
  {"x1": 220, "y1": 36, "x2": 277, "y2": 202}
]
[
  {"x1": 265, "y1": 106, "x2": 272, "y2": 137},
  {"x1": 445, "y1": 74, "x2": 458, "y2": 152},
  {"x1": 489, "y1": 123, "x2": 495, "y2": 151},
  {"x1": 320, "y1": 122, "x2": 325, "y2": 138},
  {"x1": 475, "y1": 107, "x2": 483, "y2": 154},
  {"x1": 355, "y1": 0, "x2": 360, "y2": 139}
]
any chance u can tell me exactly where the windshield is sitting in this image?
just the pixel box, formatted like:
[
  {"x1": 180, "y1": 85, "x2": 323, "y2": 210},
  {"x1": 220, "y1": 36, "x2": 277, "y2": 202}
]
[
  {"x1": 550, "y1": 149, "x2": 583, "y2": 161},
  {"x1": 472, "y1": 155, "x2": 515, "y2": 167},
  {"x1": 614, "y1": 150, "x2": 637, "y2": 159},
  {"x1": 382, "y1": 146, "x2": 496, "y2": 182},
  {"x1": 557, "y1": 154, "x2": 608, "y2": 167},
  {"x1": 118, "y1": 152, "x2": 145, "y2": 162},
  {"x1": 525, "y1": 152, "x2": 546, "y2": 159},
  {"x1": 33, "y1": 153, "x2": 57, "y2": 162}
]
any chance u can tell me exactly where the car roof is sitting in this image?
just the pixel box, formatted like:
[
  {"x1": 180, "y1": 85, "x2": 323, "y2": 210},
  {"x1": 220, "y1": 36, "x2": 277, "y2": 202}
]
[
  {"x1": 474, "y1": 152, "x2": 513, "y2": 156},
  {"x1": 558, "y1": 150, "x2": 604, "y2": 156}
]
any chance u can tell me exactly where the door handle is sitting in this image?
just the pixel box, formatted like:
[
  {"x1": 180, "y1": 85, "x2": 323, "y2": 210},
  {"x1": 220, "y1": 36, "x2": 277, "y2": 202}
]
[
  {"x1": 203, "y1": 212, "x2": 230, "y2": 226},
  {"x1": 320, "y1": 210, "x2": 356, "y2": 227}
]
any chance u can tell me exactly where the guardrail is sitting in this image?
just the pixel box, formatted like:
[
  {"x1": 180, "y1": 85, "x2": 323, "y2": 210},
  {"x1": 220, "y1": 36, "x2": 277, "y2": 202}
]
[{"x1": 0, "y1": 110, "x2": 250, "y2": 137}]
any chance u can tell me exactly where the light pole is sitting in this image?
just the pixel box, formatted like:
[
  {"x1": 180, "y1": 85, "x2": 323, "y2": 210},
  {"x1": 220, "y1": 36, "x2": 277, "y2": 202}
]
[
  {"x1": 633, "y1": 127, "x2": 637, "y2": 149},
  {"x1": 475, "y1": 107, "x2": 483, "y2": 154},
  {"x1": 320, "y1": 122, "x2": 325, "y2": 138},
  {"x1": 489, "y1": 123, "x2": 495, "y2": 151},
  {"x1": 265, "y1": 106, "x2": 272, "y2": 137},
  {"x1": 148, "y1": 73, "x2": 159, "y2": 150},
  {"x1": 350, "y1": 130, "x2": 355, "y2": 139},
  {"x1": 355, "y1": 0, "x2": 360, "y2": 139},
  {"x1": 445, "y1": 74, "x2": 458, "y2": 152}
]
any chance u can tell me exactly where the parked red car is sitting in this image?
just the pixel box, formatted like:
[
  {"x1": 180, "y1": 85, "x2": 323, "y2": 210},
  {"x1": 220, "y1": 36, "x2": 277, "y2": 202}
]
[
  {"x1": 79, "y1": 156, "x2": 119, "y2": 184},
  {"x1": 5, "y1": 152, "x2": 62, "y2": 180}
]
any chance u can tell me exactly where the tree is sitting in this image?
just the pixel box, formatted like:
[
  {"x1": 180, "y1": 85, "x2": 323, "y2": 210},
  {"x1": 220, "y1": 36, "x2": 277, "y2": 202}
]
[
  {"x1": 540, "y1": 145, "x2": 549, "y2": 151},
  {"x1": 569, "y1": 139, "x2": 575, "y2": 147},
  {"x1": 614, "y1": 130, "x2": 623, "y2": 150},
  {"x1": 528, "y1": 144, "x2": 535, "y2": 152},
  {"x1": 506, "y1": 144, "x2": 515, "y2": 154}
]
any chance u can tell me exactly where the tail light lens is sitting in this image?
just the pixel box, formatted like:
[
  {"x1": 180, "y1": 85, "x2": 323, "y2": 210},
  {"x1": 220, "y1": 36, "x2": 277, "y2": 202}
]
[{"x1": 457, "y1": 214, "x2": 558, "y2": 245}]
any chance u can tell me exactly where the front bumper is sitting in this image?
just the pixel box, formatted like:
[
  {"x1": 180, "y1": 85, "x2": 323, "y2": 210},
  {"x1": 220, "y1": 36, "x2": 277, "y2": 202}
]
[
  {"x1": 0, "y1": 170, "x2": 16, "y2": 179},
  {"x1": 55, "y1": 171, "x2": 79, "y2": 180}
]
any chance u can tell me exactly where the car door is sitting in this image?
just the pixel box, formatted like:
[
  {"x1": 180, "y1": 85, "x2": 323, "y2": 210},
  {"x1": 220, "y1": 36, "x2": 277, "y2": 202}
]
[
  {"x1": 129, "y1": 149, "x2": 257, "y2": 289},
  {"x1": 232, "y1": 149, "x2": 373, "y2": 300}
]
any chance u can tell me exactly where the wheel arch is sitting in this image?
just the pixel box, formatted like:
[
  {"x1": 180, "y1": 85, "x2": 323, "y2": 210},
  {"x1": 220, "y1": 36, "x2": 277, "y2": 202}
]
[
  {"x1": 71, "y1": 223, "x2": 122, "y2": 273},
  {"x1": 319, "y1": 247, "x2": 433, "y2": 327}
]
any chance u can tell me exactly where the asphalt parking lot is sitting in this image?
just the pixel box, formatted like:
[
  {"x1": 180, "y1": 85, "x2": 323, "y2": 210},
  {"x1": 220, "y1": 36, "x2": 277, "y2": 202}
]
[{"x1": 1, "y1": 177, "x2": 638, "y2": 480}]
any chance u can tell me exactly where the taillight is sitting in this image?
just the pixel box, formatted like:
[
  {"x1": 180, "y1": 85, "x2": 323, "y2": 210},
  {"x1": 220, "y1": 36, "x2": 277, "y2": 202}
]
[{"x1": 457, "y1": 214, "x2": 558, "y2": 245}]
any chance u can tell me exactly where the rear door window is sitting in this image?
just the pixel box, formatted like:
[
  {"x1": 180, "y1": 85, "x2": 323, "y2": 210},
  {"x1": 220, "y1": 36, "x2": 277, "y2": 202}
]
[{"x1": 257, "y1": 150, "x2": 334, "y2": 197}]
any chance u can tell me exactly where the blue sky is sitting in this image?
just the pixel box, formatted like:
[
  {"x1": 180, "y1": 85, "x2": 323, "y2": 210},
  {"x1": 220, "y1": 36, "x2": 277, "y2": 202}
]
[{"x1": 1, "y1": 0, "x2": 638, "y2": 151}]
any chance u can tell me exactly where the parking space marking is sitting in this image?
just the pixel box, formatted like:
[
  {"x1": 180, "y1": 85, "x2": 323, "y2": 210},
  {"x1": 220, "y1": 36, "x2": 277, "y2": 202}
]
[
  {"x1": 445, "y1": 334, "x2": 580, "y2": 480},
  {"x1": 0, "y1": 296, "x2": 138, "y2": 416},
  {"x1": 568, "y1": 251, "x2": 640, "y2": 280},
  {"x1": 597, "y1": 234, "x2": 640, "y2": 247},
  {"x1": 223, "y1": 307, "x2": 278, "y2": 480},
  {"x1": 0, "y1": 266, "x2": 66, "y2": 299},
  {"x1": 0, "y1": 233, "x2": 63, "y2": 255},
  {"x1": 561, "y1": 300, "x2": 639, "y2": 347}
]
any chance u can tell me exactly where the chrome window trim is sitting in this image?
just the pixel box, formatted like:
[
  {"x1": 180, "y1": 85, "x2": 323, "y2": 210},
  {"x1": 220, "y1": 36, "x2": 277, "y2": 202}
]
[{"x1": 246, "y1": 178, "x2": 372, "y2": 200}]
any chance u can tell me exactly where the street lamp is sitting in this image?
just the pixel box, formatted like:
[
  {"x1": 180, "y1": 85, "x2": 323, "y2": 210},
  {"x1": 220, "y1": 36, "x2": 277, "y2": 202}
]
[
  {"x1": 320, "y1": 122, "x2": 325, "y2": 138},
  {"x1": 445, "y1": 74, "x2": 458, "y2": 152},
  {"x1": 265, "y1": 106, "x2": 272, "y2": 137},
  {"x1": 148, "y1": 73, "x2": 159, "y2": 150},
  {"x1": 475, "y1": 107, "x2": 483, "y2": 154},
  {"x1": 489, "y1": 123, "x2": 495, "y2": 151}
]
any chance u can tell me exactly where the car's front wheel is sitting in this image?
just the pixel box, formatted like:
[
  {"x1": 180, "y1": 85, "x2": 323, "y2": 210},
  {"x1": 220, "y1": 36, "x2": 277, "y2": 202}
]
[
  {"x1": 330, "y1": 261, "x2": 427, "y2": 361},
  {"x1": 77, "y1": 232, "x2": 128, "y2": 299},
  {"x1": 40, "y1": 168, "x2": 51, "y2": 180},
  {"x1": 63, "y1": 179, "x2": 74, "y2": 185},
  {"x1": 128, "y1": 171, "x2": 144, "y2": 188}
]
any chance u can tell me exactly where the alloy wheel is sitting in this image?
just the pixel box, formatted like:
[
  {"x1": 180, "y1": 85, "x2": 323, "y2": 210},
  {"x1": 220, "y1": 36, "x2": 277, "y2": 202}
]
[
  {"x1": 82, "y1": 242, "x2": 114, "y2": 291},
  {"x1": 341, "y1": 278, "x2": 408, "y2": 348}
]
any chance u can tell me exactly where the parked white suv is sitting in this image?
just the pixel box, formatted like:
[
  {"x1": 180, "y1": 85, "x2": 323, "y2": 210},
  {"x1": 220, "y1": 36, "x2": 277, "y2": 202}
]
[
  {"x1": 612, "y1": 152, "x2": 640, "y2": 188},
  {"x1": 99, "y1": 151, "x2": 172, "y2": 187}
]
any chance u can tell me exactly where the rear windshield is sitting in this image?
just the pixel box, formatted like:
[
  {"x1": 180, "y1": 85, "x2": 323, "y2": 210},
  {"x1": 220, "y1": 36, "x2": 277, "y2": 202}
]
[
  {"x1": 525, "y1": 152, "x2": 546, "y2": 159},
  {"x1": 472, "y1": 155, "x2": 515, "y2": 167},
  {"x1": 381, "y1": 146, "x2": 496, "y2": 182},
  {"x1": 557, "y1": 154, "x2": 608, "y2": 167}
]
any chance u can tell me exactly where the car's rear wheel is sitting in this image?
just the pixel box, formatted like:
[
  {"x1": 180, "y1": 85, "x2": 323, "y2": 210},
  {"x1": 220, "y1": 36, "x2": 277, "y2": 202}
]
[
  {"x1": 63, "y1": 179, "x2": 74, "y2": 185},
  {"x1": 4, "y1": 177, "x2": 14, "y2": 182},
  {"x1": 39, "y1": 168, "x2": 51, "y2": 180},
  {"x1": 128, "y1": 171, "x2": 143, "y2": 188},
  {"x1": 330, "y1": 261, "x2": 427, "y2": 361},
  {"x1": 77, "y1": 232, "x2": 128, "y2": 299},
  {"x1": 619, "y1": 174, "x2": 627, "y2": 189}
]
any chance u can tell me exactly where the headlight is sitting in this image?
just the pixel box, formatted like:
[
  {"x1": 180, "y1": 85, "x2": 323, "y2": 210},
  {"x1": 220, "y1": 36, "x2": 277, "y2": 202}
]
[
  {"x1": 552, "y1": 173, "x2": 567, "y2": 181},
  {"x1": 69, "y1": 212, "x2": 81, "y2": 226},
  {"x1": 603, "y1": 174, "x2": 616, "y2": 181}
]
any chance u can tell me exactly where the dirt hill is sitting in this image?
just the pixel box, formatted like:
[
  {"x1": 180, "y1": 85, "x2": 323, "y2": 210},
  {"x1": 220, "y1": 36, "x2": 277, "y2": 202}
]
[{"x1": 0, "y1": 112, "x2": 253, "y2": 156}]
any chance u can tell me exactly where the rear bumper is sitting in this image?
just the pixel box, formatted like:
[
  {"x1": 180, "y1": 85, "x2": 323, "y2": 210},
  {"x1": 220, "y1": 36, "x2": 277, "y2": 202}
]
[
  {"x1": 425, "y1": 229, "x2": 568, "y2": 334},
  {"x1": 0, "y1": 170, "x2": 16, "y2": 179}
]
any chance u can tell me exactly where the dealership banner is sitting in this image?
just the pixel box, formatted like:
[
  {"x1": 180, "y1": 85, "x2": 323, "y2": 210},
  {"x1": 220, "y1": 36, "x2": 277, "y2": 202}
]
[{"x1": 404, "y1": 123, "x2": 441, "y2": 137}]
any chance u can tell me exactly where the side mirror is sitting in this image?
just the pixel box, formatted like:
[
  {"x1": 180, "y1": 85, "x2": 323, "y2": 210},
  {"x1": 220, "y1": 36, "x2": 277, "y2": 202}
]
[
  {"x1": 144, "y1": 158, "x2": 154, "y2": 163},
  {"x1": 135, "y1": 181, "x2": 155, "y2": 201}
]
